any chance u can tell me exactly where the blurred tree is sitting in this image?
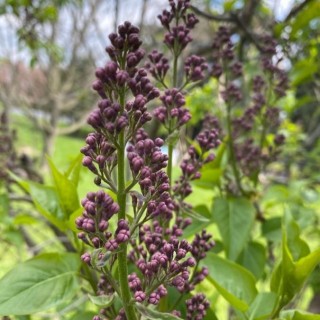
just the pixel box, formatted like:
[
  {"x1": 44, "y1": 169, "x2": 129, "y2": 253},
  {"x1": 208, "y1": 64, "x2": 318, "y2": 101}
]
[{"x1": 0, "y1": 0, "x2": 110, "y2": 163}]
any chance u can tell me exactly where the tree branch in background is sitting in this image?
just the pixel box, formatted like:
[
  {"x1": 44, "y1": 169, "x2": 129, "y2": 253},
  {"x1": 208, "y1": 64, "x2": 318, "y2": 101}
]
[
  {"x1": 231, "y1": 12, "x2": 264, "y2": 52},
  {"x1": 139, "y1": 0, "x2": 149, "y2": 33},
  {"x1": 114, "y1": 0, "x2": 119, "y2": 32},
  {"x1": 57, "y1": 110, "x2": 93, "y2": 135},
  {"x1": 191, "y1": 1, "x2": 264, "y2": 55},
  {"x1": 190, "y1": 5, "x2": 232, "y2": 22}
]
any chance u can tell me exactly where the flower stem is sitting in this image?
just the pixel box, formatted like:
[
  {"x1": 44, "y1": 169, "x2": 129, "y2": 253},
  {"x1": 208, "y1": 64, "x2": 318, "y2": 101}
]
[
  {"x1": 167, "y1": 143, "x2": 174, "y2": 187},
  {"x1": 226, "y1": 104, "x2": 245, "y2": 196},
  {"x1": 117, "y1": 112, "x2": 137, "y2": 319}
]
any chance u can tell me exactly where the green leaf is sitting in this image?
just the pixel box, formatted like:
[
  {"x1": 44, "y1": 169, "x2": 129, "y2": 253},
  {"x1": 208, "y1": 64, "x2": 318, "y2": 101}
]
[
  {"x1": 65, "y1": 154, "x2": 83, "y2": 188},
  {"x1": 40, "y1": 6, "x2": 58, "y2": 21},
  {"x1": 261, "y1": 217, "x2": 282, "y2": 242},
  {"x1": 224, "y1": 0, "x2": 236, "y2": 11},
  {"x1": 183, "y1": 220, "x2": 209, "y2": 239},
  {"x1": 206, "y1": 142, "x2": 226, "y2": 169},
  {"x1": 290, "y1": 1, "x2": 320, "y2": 38},
  {"x1": 68, "y1": 312, "x2": 97, "y2": 320},
  {"x1": 212, "y1": 197, "x2": 255, "y2": 260},
  {"x1": 183, "y1": 205, "x2": 210, "y2": 222},
  {"x1": 136, "y1": 303, "x2": 183, "y2": 320},
  {"x1": 0, "y1": 253, "x2": 81, "y2": 315},
  {"x1": 13, "y1": 214, "x2": 38, "y2": 226},
  {"x1": 237, "y1": 241, "x2": 266, "y2": 280},
  {"x1": 280, "y1": 309, "x2": 320, "y2": 320},
  {"x1": 67, "y1": 207, "x2": 84, "y2": 232},
  {"x1": 204, "y1": 253, "x2": 257, "y2": 311},
  {"x1": 284, "y1": 209, "x2": 310, "y2": 261},
  {"x1": 270, "y1": 231, "x2": 295, "y2": 301},
  {"x1": 271, "y1": 221, "x2": 320, "y2": 307},
  {"x1": 248, "y1": 292, "x2": 277, "y2": 320},
  {"x1": 294, "y1": 247, "x2": 320, "y2": 290},
  {"x1": 193, "y1": 168, "x2": 222, "y2": 189},
  {"x1": 203, "y1": 308, "x2": 218, "y2": 320},
  {"x1": 47, "y1": 157, "x2": 80, "y2": 218},
  {"x1": 88, "y1": 293, "x2": 115, "y2": 307},
  {"x1": 290, "y1": 55, "x2": 318, "y2": 87},
  {"x1": 11, "y1": 173, "x2": 67, "y2": 230},
  {"x1": 0, "y1": 192, "x2": 9, "y2": 223},
  {"x1": 27, "y1": 182, "x2": 67, "y2": 231}
]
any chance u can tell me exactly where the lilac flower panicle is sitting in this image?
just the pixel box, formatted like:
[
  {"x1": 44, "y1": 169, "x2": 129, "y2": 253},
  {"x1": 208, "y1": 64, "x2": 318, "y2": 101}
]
[
  {"x1": 78, "y1": 4, "x2": 218, "y2": 319},
  {"x1": 186, "y1": 294, "x2": 210, "y2": 320},
  {"x1": 210, "y1": 26, "x2": 288, "y2": 186}
]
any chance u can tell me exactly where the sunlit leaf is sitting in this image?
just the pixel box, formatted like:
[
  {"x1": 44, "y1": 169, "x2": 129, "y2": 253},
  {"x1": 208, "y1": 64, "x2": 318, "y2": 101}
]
[
  {"x1": 212, "y1": 197, "x2": 255, "y2": 260},
  {"x1": 204, "y1": 253, "x2": 257, "y2": 311}
]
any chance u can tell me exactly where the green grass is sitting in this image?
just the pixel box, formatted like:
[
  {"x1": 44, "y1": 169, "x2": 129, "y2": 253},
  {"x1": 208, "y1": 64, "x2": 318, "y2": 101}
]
[{"x1": 11, "y1": 114, "x2": 96, "y2": 198}]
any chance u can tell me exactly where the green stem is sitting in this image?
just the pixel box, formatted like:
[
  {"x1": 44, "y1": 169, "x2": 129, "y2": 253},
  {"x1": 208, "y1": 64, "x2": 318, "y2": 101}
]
[
  {"x1": 167, "y1": 47, "x2": 179, "y2": 188},
  {"x1": 103, "y1": 267, "x2": 121, "y2": 297},
  {"x1": 117, "y1": 96, "x2": 137, "y2": 320},
  {"x1": 167, "y1": 143, "x2": 174, "y2": 187},
  {"x1": 226, "y1": 104, "x2": 245, "y2": 196},
  {"x1": 80, "y1": 264, "x2": 97, "y2": 292},
  {"x1": 173, "y1": 54, "x2": 178, "y2": 88}
]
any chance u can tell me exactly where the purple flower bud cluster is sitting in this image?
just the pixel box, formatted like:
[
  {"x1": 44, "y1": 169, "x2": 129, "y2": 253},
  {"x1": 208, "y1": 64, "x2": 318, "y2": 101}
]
[
  {"x1": 186, "y1": 294, "x2": 210, "y2": 320},
  {"x1": 147, "y1": 0, "x2": 205, "y2": 91},
  {"x1": 234, "y1": 139, "x2": 266, "y2": 177},
  {"x1": 97, "y1": 275, "x2": 114, "y2": 296},
  {"x1": 211, "y1": 27, "x2": 236, "y2": 77},
  {"x1": 76, "y1": 191, "x2": 133, "y2": 259},
  {"x1": 81, "y1": 132, "x2": 116, "y2": 181},
  {"x1": 261, "y1": 35, "x2": 289, "y2": 98},
  {"x1": 90, "y1": 21, "x2": 159, "y2": 142},
  {"x1": 208, "y1": 27, "x2": 288, "y2": 187},
  {"x1": 221, "y1": 83, "x2": 243, "y2": 103},
  {"x1": 158, "y1": 0, "x2": 199, "y2": 46},
  {"x1": 145, "y1": 50, "x2": 170, "y2": 82},
  {"x1": 211, "y1": 27, "x2": 243, "y2": 104},
  {"x1": 174, "y1": 123, "x2": 220, "y2": 199},
  {"x1": 89, "y1": 82, "x2": 157, "y2": 143},
  {"x1": 164, "y1": 25, "x2": 192, "y2": 53},
  {"x1": 126, "y1": 129, "x2": 175, "y2": 219},
  {"x1": 126, "y1": 219, "x2": 212, "y2": 306},
  {"x1": 191, "y1": 230, "x2": 215, "y2": 260},
  {"x1": 232, "y1": 106, "x2": 259, "y2": 135},
  {"x1": 83, "y1": 22, "x2": 163, "y2": 194},
  {"x1": 115, "y1": 309, "x2": 126, "y2": 320},
  {"x1": 154, "y1": 89, "x2": 191, "y2": 129},
  {"x1": 185, "y1": 55, "x2": 208, "y2": 82},
  {"x1": 158, "y1": 0, "x2": 192, "y2": 28}
]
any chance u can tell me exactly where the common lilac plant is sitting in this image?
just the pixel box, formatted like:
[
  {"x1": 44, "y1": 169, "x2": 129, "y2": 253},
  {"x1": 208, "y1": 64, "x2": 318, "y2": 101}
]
[
  {"x1": 78, "y1": 2, "x2": 219, "y2": 319},
  {"x1": 210, "y1": 26, "x2": 288, "y2": 196}
]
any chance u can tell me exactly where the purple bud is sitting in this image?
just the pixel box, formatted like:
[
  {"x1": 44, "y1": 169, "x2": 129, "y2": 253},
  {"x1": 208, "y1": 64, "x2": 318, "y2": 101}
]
[
  {"x1": 116, "y1": 229, "x2": 130, "y2": 243},
  {"x1": 81, "y1": 252, "x2": 91, "y2": 264},
  {"x1": 105, "y1": 239, "x2": 119, "y2": 251},
  {"x1": 134, "y1": 291, "x2": 146, "y2": 302}
]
